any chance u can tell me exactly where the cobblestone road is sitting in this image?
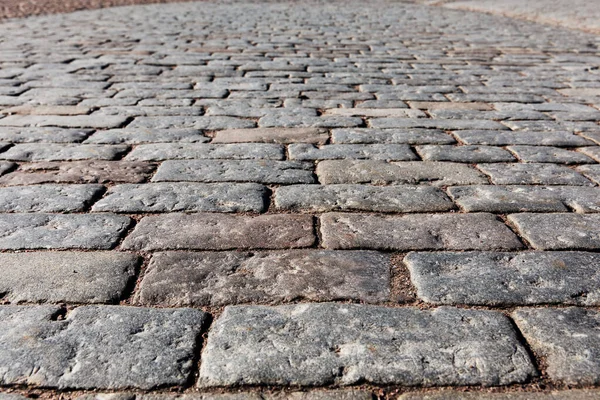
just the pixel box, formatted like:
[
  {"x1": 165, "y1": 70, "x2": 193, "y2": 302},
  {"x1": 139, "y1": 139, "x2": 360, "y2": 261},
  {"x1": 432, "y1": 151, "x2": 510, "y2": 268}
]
[{"x1": 0, "y1": 1, "x2": 599, "y2": 399}]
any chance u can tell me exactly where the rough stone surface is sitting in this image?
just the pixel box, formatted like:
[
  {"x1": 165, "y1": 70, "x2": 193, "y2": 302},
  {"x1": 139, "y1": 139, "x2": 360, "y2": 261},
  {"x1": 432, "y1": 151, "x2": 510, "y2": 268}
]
[
  {"x1": 399, "y1": 389, "x2": 600, "y2": 399},
  {"x1": 0, "y1": 144, "x2": 128, "y2": 161},
  {"x1": 478, "y1": 163, "x2": 593, "y2": 185},
  {"x1": 275, "y1": 184, "x2": 453, "y2": 212},
  {"x1": 0, "y1": 305, "x2": 207, "y2": 389},
  {"x1": 321, "y1": 212, "x2": 523, "y2": 250},
  {"x1": 513, "y1": 308, "x2": 600, "y2": 385},
  {"x1": 288, "y1": 144, "x2": 417, "y2": 161},
  {"x1": 405, "y1": 251, "x2": 600, "y2": 306},
  {"x1": 578, "y1": 165, "x2": 600, "y2": 185},
  {"x1": 0, "y1": 252, "x2": 139, "y2": 303},
  {"x1": 508, "y1": 146, "x2": 595, "y2": 164},
  {"x1": 92, "y1": 183, "x2": 267, "y2": 213},
  {"x1": 508, "y1": 213, "x2": 600, "y2": 250},
  {"x1": 332, "y1": 128, "x2": 455, "y2": 145},
  {"x1": 212, "y1": 128, "x2": 329, "y2": 144},
  {"x1": 122, "y1": 213, "x2": 315, "y2": 251},
  {"x1": 0, "y1": 184, "x2": 104, "y2": 212},
  {"x1": 317, "y1": 160, "x2": 487, "y2": 186},
  {"x1": 84, "y1": 129, "x2": 209, "y2": 144},
  {"x1": 137, "y1": 250, "x2": 390, "y2": 306},
  {"x1": 125, "y1": 143, "x2": 284, "y2": 161},
  {"x1": 199, "y1": 303, "x2": 535, "y2": 386},
  {"x1": 416, "y1": 145, "x2": 515, "y2": 163},
  {"x1": 0, "y1": 214, "x2": 131, "y2": 249},
  {"x1": 454, "y1": 130, "x2": 592, "y2": 146}
]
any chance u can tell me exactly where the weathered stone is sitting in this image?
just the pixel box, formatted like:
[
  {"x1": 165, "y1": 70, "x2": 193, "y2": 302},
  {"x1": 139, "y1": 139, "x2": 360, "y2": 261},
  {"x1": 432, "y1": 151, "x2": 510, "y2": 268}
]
[
  {"x1": 0, "y1": 105, "x2": 91, "y2": 115},
  {"x1": 153, "y1": 160, "x2": 315, "y2": 184},
  {"x1": 0, "y1": 162, "x2": 14, "y2": 176},
  {"x1": 454, "y1": 130, "x2": 592, "y2": 146},
  {"x1": 212, "y1": 128, "x2": 329, "y2": 144},
  {"x1": 0, "y1": 252, "x2": 138, "y2": 303},
  {"x1": 513, "y1": 308, "x2": 600, "y2": 385},
  {"x1": 580, "y1": 146, "x2": 600, "y2": 162},
  {"x1": 578, "y1": 165, "x2": 600, "y2": 185},
  {"x1": 0, "y1": 115, "x2": 128, "y2": 129},
  {"x1": 0, "y1": 305, "x2": 207, "y2": 389},
  {"x1": 370, "y1": 118, "x2": 507, "y2": 130},
  {"x1": 0, "y1": 184, "x2": 104, "y2": 212},
  {"x1": 478, "y1": 163, "x2": 593, "y2": 185},
  {"x1": 508, "y1": 146, "x2": 595, "y2": 164},
  {"x1": 122, "y1": 213, "x2": 315, "y2": 251},
  {"x1": 125, "y1": 143, "x2": 284, "y2": 161},
  {"x1": 92, "y1": 183, "x2": 267, "y2": 213},
  {"x1": 0, "y1": 127, "x2": 92, "y2": 143},
  {"x1": 324, "y1": 108, "x2": 425, "y2": 118},
  {"x1": 113, "y1": 390, "x2": 373, "y2": 400},
  {"x1": 399, "y1": 389, "x2": 600, "y2": 399},
  {"x1": 408, "y1": 101, "x2": 492, "y2": 111},
  {"x1": 199, "y1": 303, "x2": 535, "y2": 386},
  {"x1": 449, "y1": 186, "x2": 600, "y2": 213},
  {"x1": 0, "y1": 161, "x2": 154, "y2": 185},
  {"x1": 317, "y1": 160, "x2": 487, "y2": 186},
  {"x1": 137, "y1": 250, "x2": 389, "y2": 306},
  {"x1": 405, "y1": 251, "x2": 600, "y2": 306},
  {"x1": 332, "y1": 128, "x2": 455, "y2": 144},
  {"x1": 417, "y1": 145, "x2": 515, "y2": 163},
  {"x1": 0, "y1": 144, "x2": 128, "y2": 161},
  {"x1": 84, "y1": 129, "x2": 209, "y2": 144},
  {"x1": 127, "y1": 116, "x2": 255, "y2": 130},
  {"x1": 0, "y1": 214, "x2": 130, "y2": 250},
  {"x1": 258, "y1": 115, "x2": 362, "y2": 128},
  {"x1": 276, "y1": 184, "x2": 453, "y2": 212},
  {"x1": 289, "y1": 144, "x2": 416, "y2": 161},
  {"x1": 508, "y1": 213, "x2": 600, "y2": 250},
  {"x1": 321, "y1": 212, "x2": 522, "y2": 250}
]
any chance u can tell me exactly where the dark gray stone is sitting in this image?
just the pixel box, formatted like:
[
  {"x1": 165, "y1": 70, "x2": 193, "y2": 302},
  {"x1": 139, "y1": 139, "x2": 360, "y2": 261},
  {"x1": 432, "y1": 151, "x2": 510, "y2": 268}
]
[
  {"x1": 125, "y1": 143, "x2": 284, "y2": 161},
  {"x1": 478, "y1": 163, "x2": 593, "y2": 185},
  {"x1": 416, "y1": 145, "x2": 515, "y2": 163},
  {"x1": 288, "y1": 144, "x2": 417, "y2": 161}
]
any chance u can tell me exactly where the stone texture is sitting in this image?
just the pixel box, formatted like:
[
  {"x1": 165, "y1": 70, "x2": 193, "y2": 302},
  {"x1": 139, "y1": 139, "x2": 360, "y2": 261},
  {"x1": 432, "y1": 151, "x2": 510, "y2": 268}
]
[
  {"x1": 454, "y1": 130, "x2": 592, "y2": 146},
  {"x1": 370, "y1": 118, "x2": 507, "y2": 130},
  {"x1": 92, "y1": 183, "x2": 267, "y2": 213},
  {"x1": 478, "y1": 163, "x2": 593, "y2": 185},
  {"x1": 84, "y1": 129, "x2": 209, "y2": 144},
  {"x1": 0, "y1": 214, "x2": 131, "y2": 249},
  {"x1": 332, "y1": 128, "x2": 455, "y2": 145},
  {"x1": 0, "y1": 144, "x2": 128, "y2": 161},
  {"x1": 508, "y1": 146, "x2": 595, "y2": 164},
  {"x1": 0, "y1": 184, "x2": 104, "y2": 212},
  {"x1": 416, "y1": 145, "x2": 515, "y2": 163},
  {"x1": 0, "y1": 127, "x2": 92, "y2": 143},
  {"x1": 0, "y1": 252, "x2": 139, "y2": 303},
  {"x1": 317, "y1": 160, "x2": 487, "y2": 186},
  {"x1": 449, "y1": 186, "x2": 600, "y2": 213},
  {"x1": 0, "y1": 305, "x2": 207, "y2": 389},
  {"x1": 405, "y1": 251, "x2": 600, "y2": 306},
  {"x1": 321, "y1": 212, "x2": 522, "y2": 250},
  {"x1": 137, "y1": 250, "x2": 390, "y2": 306},
  {"x1": 399, "y1": 389, "x2": 600, "y2": 399},
  {"x1": 275, "y1": 184, "x2": 453, "y2": 212},
  {"x1": 199, "y1": 303, "x2": 535, "y2": 386},
  {"x1": 0, "y1": 115, "x2": 128, "y2": 129},
  {"x1": 125, "y1": 143, "x2": 284, "y2": 161},
  {"x1": 127, "y1": 116, "x2": 255, "y2": 130},
  {"x1": 0, "y1": 161, "x2": 154, "y2": 185},
  {"x1": 288, "y1": 144, "x2": 417, "y2": 161},
  {"x1": 513, "y1": 308, "x2": 600, "y2": 385},
  {"x1": 578, "y1": 164, "x2": 600, "y2": 184},
  {"x1": 122, "y1": 213, "x2": 315, "y2": 251},
  {"x1": 153, "y1": 160, "x2": 315, "y2": 184},
  {"x1": 508, "y1": 213, "x2": 600, "y2": 250},
  {"x1": 212, "y1": 128, "x2": 329, "y2": 144}
]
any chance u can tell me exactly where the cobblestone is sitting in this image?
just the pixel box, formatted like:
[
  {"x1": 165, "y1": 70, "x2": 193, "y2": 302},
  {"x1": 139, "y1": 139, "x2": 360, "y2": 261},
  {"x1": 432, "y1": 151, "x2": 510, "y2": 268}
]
[
  {"x1": 212, "y1": 128, "x2": 328, "y2": 144},
  {"x1": 477, "y1": 163, "x2": 593, "y2": 185},
  {"x1": 288, "y1": 144, "x2": 417, "y2": 161},
  {"x1": 0, "y1": 184, "x2": 103, "y2": 212},
  {"x1": 125, "y1": 143, "x2": 284, "y2": 161},
  {"x1": 416, "y1": 145, "x2": 515, "y2": 163}
]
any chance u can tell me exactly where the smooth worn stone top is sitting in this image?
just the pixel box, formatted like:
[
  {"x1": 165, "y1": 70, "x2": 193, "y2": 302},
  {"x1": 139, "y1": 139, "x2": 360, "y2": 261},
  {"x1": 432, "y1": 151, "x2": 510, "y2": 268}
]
[
  {"x1": 398, "y1": 389, "x2": 600, "y2": 399},
  {"x1": 0, "y1": 184, "x2": 104, "y2": 213},
  {"x1": 199, "y1": 303, "x2": 536, "y2": 387},
  {"x1": 0, "y1": 305, "x2": 207, "y2": 389},
  {"x1": 124, "y1": 143, "x2": 285, "y2": 161},
  {"x1": 211, "y1": 128, "x2": 329, "y2": 144},
  {"x1": 331, "y1": 128, "x2": 455, "y2": 145},
  {"x1": 0, "y1": 144, "x2": 129, "y2": 162}
]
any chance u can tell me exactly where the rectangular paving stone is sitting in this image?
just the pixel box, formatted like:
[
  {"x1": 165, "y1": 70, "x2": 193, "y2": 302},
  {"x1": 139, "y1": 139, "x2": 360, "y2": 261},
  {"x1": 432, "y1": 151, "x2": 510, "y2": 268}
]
[
  {"x1": 323, "y1": 108, "x2": 425, "y2": 118},
  {"x1": 508, "y1": 146, "x2": 595, "y2": 164},
  {"x1": 321, "y1": 212, "x2": 522, "y2": 250},
  {"x1": 84, "y1": 129, "x2": 209, "y2": 144},
  {"x1": 450, "y1": 186, "x2": 600, "y2": 213},
  {"x1": 417, "y1": 145, "x2": 515, "y2": 163},
  {"x1": 199, "y1": 303, "x2": 535, "y2": 387},
  {"x1": 578, "y1": 165, "x2": 600, "y2": 184},
  {"x1": 125, "y1": 143, "x2": 284, "y2": 161},
  {"x1": 289, "y1": 144, "x2": 417, "y2": 161},
  {"x1": 137, "y1": 250, "x2": 389, "y2": 306},
  {"x1": 508, "y1": 213, "x2": 600, "y2": 250},
  {"x1": 332, "y1": 128, "x2": 455, "y2": 144},
  {"x1": 454, "y1": 130, "x2": 592, "y2": 146},
  {"x1": 0, "y1": 127, "x2": 92, "y2": 143},
  {"x1": 0, "y1": 161, "x2": 154, "y2": 185},
  {"x1": 127, "y1": 116, "x2": 255, "y2": 130},
  {"x1": 408, "y1": 101, "x2": 493, "y2": 110},
  {"x1": 0, "y1": 184, "x2": 104, "y2": 212},
  {"x1": 122, "y1": 213, "x2": 315, "y2": 251},
  {"x1": 0, "y1": 144, "x2": 128, "y2": 161},
  {"x1": 0, "y1": 214, "x2": 130, "y2": 250},
  {"x1": 370, "y1": 118, "x2": 507, "y2": 130},
  {"x1": 258, "y1": 115, "x2": 362, "y2": 128},
  {"x1": 212, "y1": 128, "x2": 329, "y2": 144},
  {"x1": 0, "y1": 115, "x2": 129, "y2": 129},
  {"x1": 275, "y1": 184, "x2": 453, "y2": 212},
  {"x1": 513, "y1": 308, "x2": 600, "y2": 385},
  {"x1": 0, "y1": 305, "x2": 207, "y2": 389},
  {"x1": 153, "y1": 160, "x2": 315, "y2": 184},
  {"x1": 405, "y1": 251, "x2": 600, "y2": 306},
  {"x1": 580, "y1": 146, "x2": 600, "y2": 162},
  {"x1": 92, "y1": 183, "x2": 267, "y2": 213},
  {"x1": 0, "y1": 252, "x2": 139, "y2": 303},
  {"x1": 317, "y1": 160, "x2": 487, "y2": 186},
  {"x1": 478, "y1": 163, "x2": 593, "y2": 185},
  {"x1": 0, "y1": 105, "x2": 91, "y2": 115},
  {"x1": 399, "y1": 389, "x2": 600, "y2": 399}
]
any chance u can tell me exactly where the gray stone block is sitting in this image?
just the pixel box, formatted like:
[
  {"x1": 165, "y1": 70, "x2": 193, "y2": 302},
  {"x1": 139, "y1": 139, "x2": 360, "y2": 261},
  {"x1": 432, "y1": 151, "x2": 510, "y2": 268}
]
[
  {"x1": 399, "y1": 389, "x2": 600, "y2": 399},
  {"x1": 370, "y1": 118, "x2": 507, "y2": 130},
  {"x1": 578, "y1": 164, "x2": 600, "y2": 185},
  {"x1": 212, "y1": 128, "x2": 329, "y2": 144},
  {"x1": 508, "y1": 146, "x2": 595, "y2": 164},
  {"x1": 332, "y1": 128, "x2": 455, "y2": 145},
  {"x1": 127, "y1": 116, "x2": 255, "y2": 130},
  {"x1": 478, "y1": 163, "x2": 593, "y2": 185},
  {"x1": 405, "y1": 251, "x2": 600, "y2": 306},
  {"x1": 137, "y1": 250, "x2": 390, "y2": 306},
  {"x1": 122, "y1": 213, "x2": 315, "y2": 251},
  {"x1": 320, "y1": 212, "x2": 522, "y2": 250},
  {"x1": 199, "y1": 303, "x2": 535, "y2": 386},
  {"x1": 0, "y1": 144, "x2": 129, "y2": 162},
  {"x1": 0, "y1": 127, "x2": 92, "y2": 143},
  {"x1": 84, "y1": 129, "x2": 209, "y2": 144},
  {"x1": 454, "y1": 130, "x2": 592, "y2": 146},
  {"x1": 0, "y1": 115, "x2": 128, "y2": 129},
  {"x1": 0, "y1": 184, "x2": 104, "y2": 212},
  {"x1": 125, "y1": 143, "x2": 284, "y2": 161},
  {"x1": 92, "y1": 183, "x2": 267, "y2": 213},
  {"x1": 0, "y1": 214, "x2": 131, "y2": 249},
  {"x1": 416, "y1": 145, "x2": 515, "y2": 163},
  {"x1": 288, "y1": 144, "x2": 417, "y2": 161},
  {"x1": 0, "y1": 252, "x2": 138, "y2": 303}
]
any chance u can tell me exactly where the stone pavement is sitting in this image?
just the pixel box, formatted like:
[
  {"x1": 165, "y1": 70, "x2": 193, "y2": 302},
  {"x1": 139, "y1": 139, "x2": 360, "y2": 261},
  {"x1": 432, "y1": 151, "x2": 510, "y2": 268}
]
[{"x1": 0, "y1": 1, "x2": 599, "y2": 399}]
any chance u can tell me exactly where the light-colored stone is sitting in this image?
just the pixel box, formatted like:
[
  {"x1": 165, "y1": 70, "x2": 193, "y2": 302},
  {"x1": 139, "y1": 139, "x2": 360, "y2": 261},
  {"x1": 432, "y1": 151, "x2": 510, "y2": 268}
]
[
  {"x1": 125, "y1": 143, "x2": 284, "y2": 161},
  {"x1": 478, "y1": 163, "x2": 593, "y2": 185},
  {"x1": 0, "y1": 184, "x2": 104, "y2": 212},
  {"x1": 0, "y1": 144, "x2": 128, "y2": 161},
  {"x1": 289, "y1": 144, "x2": 417, "y2": 161},
  {"x1": 212, "y1": 128, "x2": 329, "y2": 144}
]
